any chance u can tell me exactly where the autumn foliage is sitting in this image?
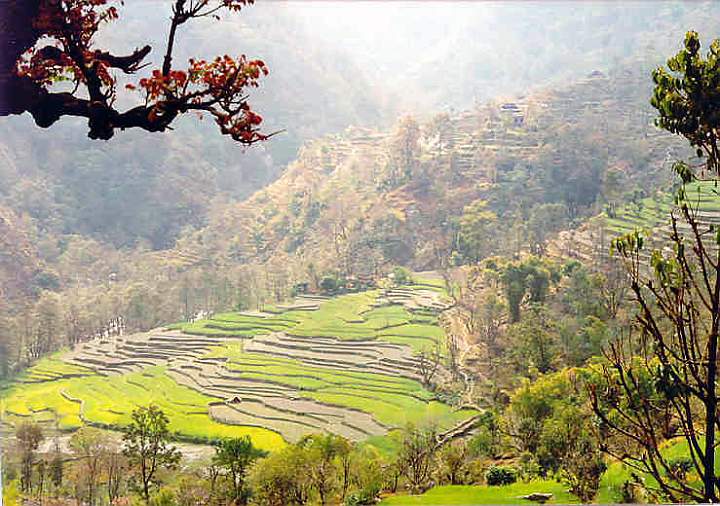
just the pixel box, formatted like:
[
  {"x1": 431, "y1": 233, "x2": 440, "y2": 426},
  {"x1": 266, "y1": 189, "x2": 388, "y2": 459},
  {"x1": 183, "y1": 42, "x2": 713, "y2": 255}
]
[{"x1": 3, "y1": 0, "x2": 269, "y2": 143}]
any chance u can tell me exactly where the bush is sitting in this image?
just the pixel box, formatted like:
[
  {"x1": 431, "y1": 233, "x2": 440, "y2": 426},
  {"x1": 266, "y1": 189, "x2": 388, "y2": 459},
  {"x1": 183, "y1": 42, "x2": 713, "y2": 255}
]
[
  {"x1": 485, "y1": 465, "x2": 518, "y2": 486},
  {"x1": 668, "y1": 456, "x2": 693, "y2": 480},
  {"x1": 344, "y1": 486, "x2": 380, "y2": 505},
  {"x1": 518, "y1": 452, "x2": 541, "y2": 481},
  {"x1": 320, "y1": 276, "x2": 338, "y2": 293},
  {"x1": 469, "y1": 412, "x2": 502, "y2": 459},
  {"x1": 391, "y1": 267, "x2": 413, "y2": 285},
  {"x1": 148, "y1": 488, "x2": 175, "y2": 506}
]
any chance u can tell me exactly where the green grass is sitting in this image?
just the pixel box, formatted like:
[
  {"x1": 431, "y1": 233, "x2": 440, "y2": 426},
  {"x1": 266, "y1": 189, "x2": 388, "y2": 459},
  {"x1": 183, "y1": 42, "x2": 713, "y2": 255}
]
[
  {"x1": 288, "y1": 291, "x2": 380, "y2": 338},
  {"x1": 408, "y1": 274, "x2": 448, "y2": 293},
  {"x1": 595, "y1": 437, "x2": 720, "y2": 503},
  {"x1": 1, "y1": 366, "x2": 285, "y2": 450},
  {"x1": 597, "y1": 460, "x2": 632, "y2": 503},
  {"x1": 287, "y1": 294, "x2": 446, "y2": 353},
  {"x1": 21, "y1": 355, "x2": 94, "y2": 383},
  {"x1": 207, "y1": 346, "x2": 475, "y2": 430},
  {"x1": 380, "y1": 480, "x2": 579, "y2": 505},
  {"x1": 2, "y1": 480, "x2": 19, "y2": 506}
]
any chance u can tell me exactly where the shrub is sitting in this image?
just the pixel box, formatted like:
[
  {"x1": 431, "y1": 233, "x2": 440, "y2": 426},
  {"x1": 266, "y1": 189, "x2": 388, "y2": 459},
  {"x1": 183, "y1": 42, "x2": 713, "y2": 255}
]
[
  {"x1": 518, "y1": 452, "x2": 541, "y2": 481},
  {"x1": 344, "y1": 486, "x2": 380, "y2": 506},
  {"x1": 469, "y1": 412, "x2": 502, "y2": 459},
  {"x1": 148, "y1": 488, "x2": 175, "y2": 506},
  {"x1": 485, "y1": 465, "x2": 518, "y2": 486},
  {"x1": 668, "y1": 456, "x2": 693, "y2": 480},
  {"x1": 391, "y1": 267, "x2": 413, "y2": 285},
  {"x1": 320, "y1": 276, "x2": 338, "y2": 293}
]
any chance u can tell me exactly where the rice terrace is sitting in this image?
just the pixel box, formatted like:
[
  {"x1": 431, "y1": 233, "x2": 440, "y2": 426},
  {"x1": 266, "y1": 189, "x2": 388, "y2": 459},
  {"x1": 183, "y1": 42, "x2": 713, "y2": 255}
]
[{"x1": 1, "y1": 276, "x2": 478, "y2": 451}]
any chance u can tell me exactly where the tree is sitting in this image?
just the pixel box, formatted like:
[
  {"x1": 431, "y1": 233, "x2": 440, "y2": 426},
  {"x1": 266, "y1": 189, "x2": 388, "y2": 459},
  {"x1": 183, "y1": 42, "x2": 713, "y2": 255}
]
[
  {"x1": 505, "y1": 369, "x2": 603, "y2": 501},
  {"x1": 488, "y1": 256, "x2": 555, "y2": 323},
  {"x1": 417, "y1": 340, "x2": 442, "y2": 387},
  {"x1": 526, "y1": 203, "x2": 569, "y2": 255},
  {"x1": 435, "y1": 440, "x2": 470, "y2": 485},
  {"x1": 106, "y1": 449, "x2": 126, "y2": 505},
  {"x1": 16, "y1": 421, "x2": 44, "y2": 493},
  {"x1": 590, "y1": 31, "x2": 720, "y2": 503},
  {"x1": 459, "y1": 286, "x2": 505, "y2": 377},
  {"x1": 298, "y1": 434, "x2": 352, "y2": 506},
  {"x1": 35, "y1": 458, "x2": 48, "y2": 499},
  {"x1": 122, "y1": 404, "x2": 181, "y2": 502},
  {"x1": 49, "y1": 450, "x2": 64, "y2": 497},
  {"x1": 347, "y1": 445, "x2": 384, "y2": 505},
  {"x1": 249, "y1": 445, "x2": 312, "y2": 506},
  {"x1": 391, "y1": 266, "x2": 413, "y2": 286},
  {"x1": 506, "y1": 306, "x2": 559, "y2": 374},
  {"x1": 397, "y1": 424, "x2": 438, "y2": 493},
  {"x1": 457, "y1": 200, "x2": 498, "y2": 263},
  {"x1": 1, "y1": 0, "x2": 269, "y2": 143},
  {"x1": 69, "y1": 427, "x2": 110, "y2": 506},
  {"x1": 386, "y1": 116, "x2": 421, "y2": 186},
  {"x1": 213, "y1": 436, "x2": 266, "y2": 504}
]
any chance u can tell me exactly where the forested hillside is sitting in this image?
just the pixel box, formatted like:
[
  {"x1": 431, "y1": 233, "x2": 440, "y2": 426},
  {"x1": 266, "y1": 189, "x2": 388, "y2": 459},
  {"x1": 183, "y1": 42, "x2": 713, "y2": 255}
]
[{"x1": 180, "y1": 64, "x2": 689, "y2": 276}]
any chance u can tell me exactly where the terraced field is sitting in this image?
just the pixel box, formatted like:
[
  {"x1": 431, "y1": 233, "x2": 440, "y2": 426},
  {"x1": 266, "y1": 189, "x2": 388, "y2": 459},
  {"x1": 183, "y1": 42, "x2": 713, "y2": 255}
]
[
  {"x1": 550, "y1": 180, "x2": 720, "y2": 266},
  {"x1": 605, "y1": 180, "x2": 720, "y2": 236},
  {"x1": 1, "y1": 282, "x2": 476, "y2": 450}
]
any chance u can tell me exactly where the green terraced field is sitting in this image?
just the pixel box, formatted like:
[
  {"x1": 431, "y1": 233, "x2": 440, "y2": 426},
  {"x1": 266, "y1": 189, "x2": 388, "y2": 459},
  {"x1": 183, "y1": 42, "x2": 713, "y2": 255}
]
[
  {"x1": 209, "y1": 347, "x2": 474, "y2": 429},
  {"x1": 606, "y1": 180, "x2": 720, "y2": 235},
  {"x1": 1, "y1": 283, "x2": 466, "y2": 450},
  {"x1": 1, "y1": 365, "x2": 284, "y2": 450},
  {"x1": 171, "y1": 288, "x2": 447, "y2": 353},
  {"x1": 168, "y1": 311, "x2": 300, "y2": 337},
  {"x1": 20, "y1": 354, "x2": 94, "y2": 383}
]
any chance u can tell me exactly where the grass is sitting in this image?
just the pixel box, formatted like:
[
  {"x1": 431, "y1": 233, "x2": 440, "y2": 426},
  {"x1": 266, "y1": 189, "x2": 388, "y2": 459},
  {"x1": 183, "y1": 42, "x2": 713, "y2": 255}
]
[
  {"x1": 288, "y1": 291, "x2": 380, "y2": 339},
  {"x1": 2, "y1": 480, "x2": 19, "y2": 506},
  {"x1": 595, "y1": 437, "x2": 720, "y2": 503},
  {"x1": 208, "y1": 346, "x2": 475, "y2": 430},
  {"x1": 1, "y1": 366, "x2": 285, "y2": 451},
  {"x1": 168, "y1": 311, "x2": 299, "y2": 338},
  {"x1": 408, "y1": 274, "x2": 448, "y2": 293},
  {"x1": 287, "y1": 294, "x2": 446, "y2": 354},
  {"x1": 379, "y1": 480, "x2": 579, "y2": 505}
]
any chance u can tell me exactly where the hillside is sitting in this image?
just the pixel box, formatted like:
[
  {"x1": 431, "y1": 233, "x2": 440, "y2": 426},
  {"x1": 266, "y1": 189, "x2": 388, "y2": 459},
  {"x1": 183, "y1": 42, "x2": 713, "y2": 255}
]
[
  {"x1": 0, "y1": 55, "x2": 696, "y2": 384},
  {"x1": 549, "y1": 179, "x2": 720, "y2": 267},
  {"x1": 1, "y1": 2, "x2": 717, "y2": 357},
  {"x1": 1, "y1": 282, "x2": 477, "y2": 450},
  {"x1": 177, "y1": 64, "x2": 688, "y2": 277},
  {"x1": 6, "y1": 4, "x2": 720, "y2": 504}
]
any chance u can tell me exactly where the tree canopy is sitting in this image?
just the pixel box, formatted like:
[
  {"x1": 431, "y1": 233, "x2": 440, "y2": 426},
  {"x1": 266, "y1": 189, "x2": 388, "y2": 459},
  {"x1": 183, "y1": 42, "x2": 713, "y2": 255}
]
[{"x1": 1, "y1": 0, "x2": 269, "y2": 143}]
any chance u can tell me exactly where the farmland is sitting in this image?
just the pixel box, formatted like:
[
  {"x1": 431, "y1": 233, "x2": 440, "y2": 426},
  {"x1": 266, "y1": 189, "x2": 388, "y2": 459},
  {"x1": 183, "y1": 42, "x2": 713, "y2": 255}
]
[{"x1": 1, "y1": 283, "x2": 476, "y2": 450}]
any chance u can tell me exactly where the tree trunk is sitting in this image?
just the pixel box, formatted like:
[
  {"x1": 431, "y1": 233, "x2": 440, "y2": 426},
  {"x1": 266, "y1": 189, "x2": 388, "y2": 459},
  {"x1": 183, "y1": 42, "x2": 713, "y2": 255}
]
[{"x1": 704, "y1": 263, "x2": 720, "y2": 502}]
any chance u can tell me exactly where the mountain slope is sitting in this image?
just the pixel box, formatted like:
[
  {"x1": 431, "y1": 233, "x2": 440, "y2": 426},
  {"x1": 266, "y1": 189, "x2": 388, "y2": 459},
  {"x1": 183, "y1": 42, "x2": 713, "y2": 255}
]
[{"x1": 177, "y1": 64, "x2": 688, "y2": 278}]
